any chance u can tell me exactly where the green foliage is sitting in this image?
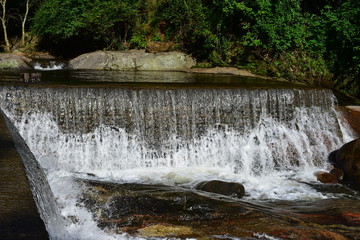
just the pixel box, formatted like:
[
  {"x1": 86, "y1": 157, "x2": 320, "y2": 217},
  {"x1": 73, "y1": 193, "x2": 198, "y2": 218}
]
[
  {"x1": 321, "y1": 0, "x2": 360, "y2": 96},
  {"x1": 237, "y1": 0, "x2": 310, "y2": 52},
  {"x1": 129, "y1": 33, "x2": 148, "y2": 49},
  {"x1": 25, "y1": 0, "x2": 360, "y2": 97},
  {"x1": 31, "y1": 0, "x2": 140, "y2": 56},
  {"x1": 155, "y1": 0, "x2": 212, "y2": 59}
]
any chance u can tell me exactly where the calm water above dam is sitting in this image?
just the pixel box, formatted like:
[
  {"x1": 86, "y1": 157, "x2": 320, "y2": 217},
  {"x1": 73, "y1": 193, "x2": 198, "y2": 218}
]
[
  {"x1": 0, "y1": 69, "x2": 359, "y2": 239},
  {"x1": 0, "y1": 68, "x2": 303, "y2": 88}
]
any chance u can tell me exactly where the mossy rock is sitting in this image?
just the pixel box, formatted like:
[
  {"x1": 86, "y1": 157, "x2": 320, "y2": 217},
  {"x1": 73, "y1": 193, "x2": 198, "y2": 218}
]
[{"x1": 0, "y1": 53, "x2": 32, "y2": 70}]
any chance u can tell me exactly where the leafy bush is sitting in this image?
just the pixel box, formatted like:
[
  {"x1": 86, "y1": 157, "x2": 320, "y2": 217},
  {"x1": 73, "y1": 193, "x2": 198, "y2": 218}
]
[
  {"x1": 27, "y1": 0, "x2": 360, "y2": 97},
  {"x1": 32, "y1": 0, "x2": 140, "y2": 57}
]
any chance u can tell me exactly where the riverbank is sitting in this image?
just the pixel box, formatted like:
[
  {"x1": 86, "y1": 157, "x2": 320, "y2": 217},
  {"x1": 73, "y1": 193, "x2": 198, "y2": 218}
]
[{"x1": 0, "y1": 51, "x2": 289, "y2": 82}]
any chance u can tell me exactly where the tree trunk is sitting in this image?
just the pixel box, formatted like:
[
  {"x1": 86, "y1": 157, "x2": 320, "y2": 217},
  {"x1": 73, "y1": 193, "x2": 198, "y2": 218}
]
[
  {"x1": 21, "y1": 0, "x2": 30, "y2": 46},
  {"x1": 0, "y1": 0, "x2": 10, "y2": 52}
]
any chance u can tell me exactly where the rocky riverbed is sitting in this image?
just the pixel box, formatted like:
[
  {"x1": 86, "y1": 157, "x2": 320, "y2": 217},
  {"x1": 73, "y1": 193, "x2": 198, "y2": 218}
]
[{"x1": 74, "y1": 178, "x2": 360, "y2": 239}]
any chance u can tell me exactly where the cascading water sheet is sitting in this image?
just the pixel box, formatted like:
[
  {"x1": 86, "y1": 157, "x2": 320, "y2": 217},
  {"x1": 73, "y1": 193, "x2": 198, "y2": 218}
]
[{"x1": 0, "y1": 86, "x2": 355, "y2": 239}]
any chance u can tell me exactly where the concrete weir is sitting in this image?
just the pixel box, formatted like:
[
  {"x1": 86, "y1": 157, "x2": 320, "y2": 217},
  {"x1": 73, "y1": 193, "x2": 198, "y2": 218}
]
[{"x1": 0, "y1": 112, "x2": 48, "y2": 239}]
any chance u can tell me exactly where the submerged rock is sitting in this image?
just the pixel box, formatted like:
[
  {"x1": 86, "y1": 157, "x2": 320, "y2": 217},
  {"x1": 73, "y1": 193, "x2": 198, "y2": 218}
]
[
  {"x1": 68, "y1": 50, "x2": 196, "y2": 70},
  {"x1": 333, "y1": 138, "x2": 360, "y2": 189},
  {"x1": 0, "y1": 53, "x2": 32, "y2": 70},
  {"x1": 195, "y1": 180, "x2": 245, "y2": 198}
]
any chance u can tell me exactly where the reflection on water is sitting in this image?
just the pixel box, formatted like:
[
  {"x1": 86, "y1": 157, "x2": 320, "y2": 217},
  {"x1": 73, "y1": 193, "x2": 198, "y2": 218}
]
[
  {"x1": 20, "y1": 72, "x2": 42, "y2": 83},
  {"x1": 0, "y1": 69, "x2": 302, "y2": 89}
]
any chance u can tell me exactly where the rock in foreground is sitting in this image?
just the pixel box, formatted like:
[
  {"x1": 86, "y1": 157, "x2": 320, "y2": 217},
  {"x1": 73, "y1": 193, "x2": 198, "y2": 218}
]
[
  {"x1": 68, "y1": 50, "x2": 196, "y2": 71},
  {"x1": 195, "y1": 180, "x2": 245, "y2": 198},
  {"x1": 332, "y1": 138, "x2": 360, "y2": 189},
  {"x1": 0, "y1": 53, "x2": 32, "y2": 70},
  {"x1": 75, "y1": 179, "x2": 357, "y2": 239},
  {"x1": 315, "y1": 171, "x2": 339, "y2": 184},
  {"x1": 314, "y1": 168, "x2": 343, "y2": 184}
]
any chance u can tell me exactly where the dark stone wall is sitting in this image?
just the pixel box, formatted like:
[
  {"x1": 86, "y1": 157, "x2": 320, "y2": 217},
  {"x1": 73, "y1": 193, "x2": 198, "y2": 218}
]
[{"x1": 0, "y1": 112, "x2": 48, "y2": 240}]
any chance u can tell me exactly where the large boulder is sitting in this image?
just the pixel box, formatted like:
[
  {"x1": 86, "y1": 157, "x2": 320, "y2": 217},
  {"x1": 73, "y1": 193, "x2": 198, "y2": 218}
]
[
  {"x1": 0, "y1": 53, "x2": 32, "y2": 70},
  {"x1": 195, "y1": 180, "x2": 245, "y2": 198},
  {"x1": 332, "y1": 138, "x2": 360, "y2": 188},
  {"x1": 68, "y1": 50, "x2": 196, "y2": 71}
]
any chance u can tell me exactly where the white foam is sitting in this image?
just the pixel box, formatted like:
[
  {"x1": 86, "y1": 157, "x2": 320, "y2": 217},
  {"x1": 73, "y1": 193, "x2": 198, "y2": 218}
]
[
  {"x1": 253, "y1": 233, "x2": 281, "y2": 240},
  {"x1": 17, "y1": 112, "x2": 341, "y2": 202},
  {"x1": 33, "y1": 61, "x2": 65, "y2": 71},
  {"x1": 45, "y1": 169, "x2": 149, "y2": 240}
]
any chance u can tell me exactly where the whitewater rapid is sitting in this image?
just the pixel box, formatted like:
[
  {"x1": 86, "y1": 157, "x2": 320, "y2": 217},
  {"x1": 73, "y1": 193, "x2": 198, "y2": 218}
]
[{"x1": 0, "y1": 86, "x2": 355, "y2": 239}]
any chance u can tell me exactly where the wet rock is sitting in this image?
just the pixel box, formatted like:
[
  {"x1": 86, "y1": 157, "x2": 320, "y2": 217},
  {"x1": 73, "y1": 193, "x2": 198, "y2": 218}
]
[
  {"x1": 315, "y1": 171, "x2": 338, "y2": 184},
  {"x1": 68, "y1": 50, "x2": 196, "y2": 70},
  {"x1": 137, "y1": 224, "x2": 194, "y2": 238},
  {"x1": 337, "y1": 106, "x2": 360, "y2": 137},
  {"x1": 333, "y1": 138, "x2": 360, "y2": 189},
  {"x1": 330, "y1": 167, "x2": 344, "y2": 181},
  {"x1": 195, "y1": 180, "x2": 245, "y2": 198},
  {"x1": 340, "y1": 212, "x2": 360, "y2": 226},
  {"x1": 328, "y1": 149, "x2": 339, "y2": 164},
  {"x1": 79, "y1": 180, "x2": 250, "y2": 228},
  {"x1": 146, "y1": 41, "x2": 175, "y2": 53},
  {"x1": 75, "y1": 179, "x2": 358, "y2": 239},
  {"x1": 0, "y1": 53, "x2": 32, "y2": 70},
  {"x1": 270, "y1": 227, "x2": 350, "y2": 240}
]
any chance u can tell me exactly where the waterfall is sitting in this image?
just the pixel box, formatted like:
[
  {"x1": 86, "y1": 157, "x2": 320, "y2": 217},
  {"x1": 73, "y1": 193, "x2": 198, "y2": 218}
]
[
  {"x1": 0, "y1": 86, "x2": 349, "y2": 173},
  {"x1": 0, "y1": 86, "x2": 354, "y2": 239}
]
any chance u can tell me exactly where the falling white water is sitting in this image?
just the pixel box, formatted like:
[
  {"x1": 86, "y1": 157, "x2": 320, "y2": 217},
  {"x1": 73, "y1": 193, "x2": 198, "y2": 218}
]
[
  {"x1": 33, "y1": 61, "x2": 65, "y2": 71},
  {"x1": 0, "y1": 86, "x2": 355, "y2": 240}
]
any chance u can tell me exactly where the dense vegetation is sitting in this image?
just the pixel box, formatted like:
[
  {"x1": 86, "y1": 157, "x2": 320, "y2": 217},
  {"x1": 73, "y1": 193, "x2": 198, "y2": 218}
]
[{"x1": 1, "y1": 0, "x2": 360, "y2": 97}]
